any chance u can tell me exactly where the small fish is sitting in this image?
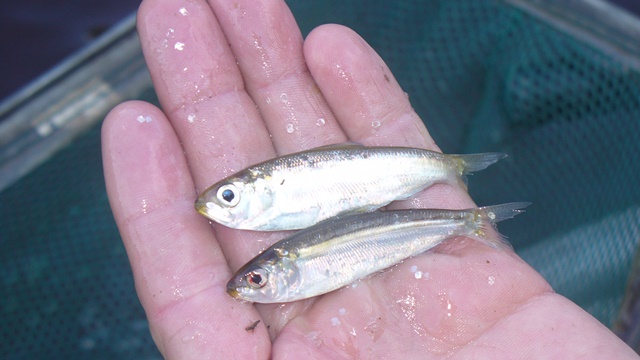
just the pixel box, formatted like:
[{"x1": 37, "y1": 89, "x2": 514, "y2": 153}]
[
  {"x1": 227, "y1": 202, "x2": 529, "y2": 303},
  {"x1": 195, "y1": 143, "x2": 506, "y2": 231}
]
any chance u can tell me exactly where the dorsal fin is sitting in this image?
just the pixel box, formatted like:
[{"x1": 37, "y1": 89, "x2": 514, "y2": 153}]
[{"x1": 310, "y1": 142, "x2": 365, "y2": 151}]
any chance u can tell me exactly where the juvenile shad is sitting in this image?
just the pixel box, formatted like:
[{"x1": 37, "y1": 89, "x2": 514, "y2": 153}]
[
  {"x1": 196, "y1": 144, "x2": 505, "y2": 231},
  {"x1": 227, "y1": 203, "x2": 529, "y2": 303}
]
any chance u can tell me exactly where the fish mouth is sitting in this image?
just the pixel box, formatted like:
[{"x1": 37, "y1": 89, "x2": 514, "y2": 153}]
[
  {"x1": 227, "y1": 283, "x2": 240, "y2": 298},
  {"x1": 194, "y1": 196, "x2": 232, "y2": 223},
  {"x1": 194, "y1": 195, "x2": 212, "y2": 214},
  {"x1": 194, "y1": 201, "x2": 211, "y2": 219}
]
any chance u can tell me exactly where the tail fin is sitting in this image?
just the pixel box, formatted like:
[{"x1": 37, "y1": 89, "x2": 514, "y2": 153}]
[
  {"x1": 472, "y1": 202, "x2": 531, "y2": 251},
  {"x1": 454, "y1": 152, "x2": 507, "y2": 176},
  {"x1": 480, "y1": 202, "x2": 531, "y2": 224}
]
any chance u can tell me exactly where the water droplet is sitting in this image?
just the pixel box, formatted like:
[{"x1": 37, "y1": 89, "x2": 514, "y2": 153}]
[
  {"x1": 179, "y1": 7, "x2": 188, "y2": 16},
  {"x1": 137, "y1": 115, "x2": 152, "y2": 123},
  {"x1": 414, "y1": 271, "x2": 422, "y2": 279},
  {"x1": 338, "y1": 308, "x2": 347, "y2": 316},
  {"x1": 336, "y1": 64, "x2": 349, "y2": 82},
  {"x1": 265, "y1": 97, "x2": 271, "y2": 104},
  {"x1": 187, "y1": 114, "x2": 196, "y2": 123},
  {"x1": 331, "y1": 317, "x2": 340, "y2": 326},
  {"x1": 350, "y1": 328, "x2": 357, "y2": 336},
  {"x1": 487, "y1": 275, "x2": 495, "y2": 285},
  {"x1": 286, "y1": 123, "x2": 295, "y2": 133},
  {"x1": 174, "y1": 42, "x2": 185, "y2": 51},
  {"x1": 182, "y1": 335, "x2": 194, "y2": 343},
  {"x1": 371, "y1": 120, "x2": 381, "y2": 131},
  {"x1": 280, "y1": 93, "x2": 288, "y2": 102},
  {"x1": 162, "y1": 29, "x2": 175, "y2": 48},
  {"x1": 316, "y1": 117, "x2": 326, "y2": 126},
  {"x1": 252, "y1": 33, "x2": 271, "y2": 74},
  {"x1": 364, "y1": 318, "x2": 383, "y2": 340},
  {"x1": 409, "y1": 265, "x2": 417, "y2": 273},
  {"x1": 306, "y1": 331, "x2": 322, "y2": 346},
  {"x1": 396, "y1": 293, "x2": 425, "y2": 335}
]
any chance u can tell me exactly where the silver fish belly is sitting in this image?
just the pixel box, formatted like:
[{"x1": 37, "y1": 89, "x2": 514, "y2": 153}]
[
  {"x1": 196, "y1": 144, "x2": 505, "y2": 231},
  {"x1": 227, "y1": 202, "x2": 529, "y2": 303}
]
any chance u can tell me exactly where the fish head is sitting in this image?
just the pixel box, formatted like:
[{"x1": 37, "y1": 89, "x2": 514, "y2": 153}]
[
  {"x1": 195, "y1": 171, "x2": 274, "y2": 229},
  {"x1": 227, "y1": 248, "x2": 301, "y2": 303}
]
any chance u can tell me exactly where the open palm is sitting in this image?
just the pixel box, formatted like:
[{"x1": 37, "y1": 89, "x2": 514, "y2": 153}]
[{"x1": 102, "y1": 0, "x2": 636, "y2": 358}]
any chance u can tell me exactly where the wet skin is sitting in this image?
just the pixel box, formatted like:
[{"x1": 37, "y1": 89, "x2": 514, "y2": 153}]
[{"x1": 102, "y1": 0, "x2": 638, "y2": 358}]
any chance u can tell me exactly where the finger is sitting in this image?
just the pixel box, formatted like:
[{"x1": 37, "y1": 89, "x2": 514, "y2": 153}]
[
  {"x1": 137, "y1": 0, "x2": 275, "y2": 190},
  {"x1": 207, "y1": 0, "x2": 348, "y2": 153},
  {"x1": 137, "y1": 0, "x2": 317, "y2": 339},
  {"x1": 137, "y1": 0, "x2": 284, "y2": 297},
  {"x1": 304, "y1": 25, "x2": 473, "y2": 209},
  {"x1": 102, "y1": 102, "x2": 270, "y2": 358}
]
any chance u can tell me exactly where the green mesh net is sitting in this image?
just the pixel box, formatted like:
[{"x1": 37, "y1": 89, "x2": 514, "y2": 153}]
[{"x1": 2, "y1": 1, "x2": 639, "y2": 357}]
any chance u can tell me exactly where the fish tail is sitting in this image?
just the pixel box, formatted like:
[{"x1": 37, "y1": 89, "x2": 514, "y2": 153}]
[
  {"x1": 470, "y1": 202, "x2": 531, "y2": 251},
  {"x1": 457, "y1": 152, "x2": 507, "y2": 175},
  {"x1": 452, "y1": 152, "x2": 507, "y2": 184}
]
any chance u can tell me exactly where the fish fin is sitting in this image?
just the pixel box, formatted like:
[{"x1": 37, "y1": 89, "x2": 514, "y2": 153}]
[
  {"x1": 310, "y1": 142, "x2": 365, "y2": 151},
  {"x1": 453, "y1": 152, "x2": 507, "y2": 177},
  {"x1": 471, "y1": 202, "x2": 531, "y2": 252},
  {"x1": 480, "y1": 202, "x2": 531, "y2": 224}
]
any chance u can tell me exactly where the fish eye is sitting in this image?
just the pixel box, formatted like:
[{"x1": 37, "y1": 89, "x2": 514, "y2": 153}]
[
  {"x1": 216, "y1": 184, "x2": 240, "y2": 207},
  {"x1": 245, "y1": 269, "x2": 268, "y2": 289}
]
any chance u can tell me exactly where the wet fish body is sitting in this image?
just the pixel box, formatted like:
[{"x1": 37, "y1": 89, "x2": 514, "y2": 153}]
[
  {"x1": 227, "y1": 202, "x2": 529, "y2": 303},
  {"x1": 196, "y1": 144, "x2": 505, "y2": 230}
]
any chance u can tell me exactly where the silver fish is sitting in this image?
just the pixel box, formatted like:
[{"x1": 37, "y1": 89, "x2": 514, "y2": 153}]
[
  {"x1": 227, "y1": 202, "x2": 529, "y2": 303},
  {"x1": 196, "y1": 144, "x2": 506, "y2": 231}
]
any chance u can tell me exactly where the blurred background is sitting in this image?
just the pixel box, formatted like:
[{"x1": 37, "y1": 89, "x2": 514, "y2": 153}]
[
  {"x1": 1, "y1": 0, "x2": 640, "y2": 358},
  {"x1": 2, "y1": 0, "x2": 639, "y2": 105}
]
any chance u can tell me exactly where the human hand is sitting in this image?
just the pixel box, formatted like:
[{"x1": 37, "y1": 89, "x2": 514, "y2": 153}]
[{"x1": 102, "y1": 0, "x2": 637, "y2": 358}]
